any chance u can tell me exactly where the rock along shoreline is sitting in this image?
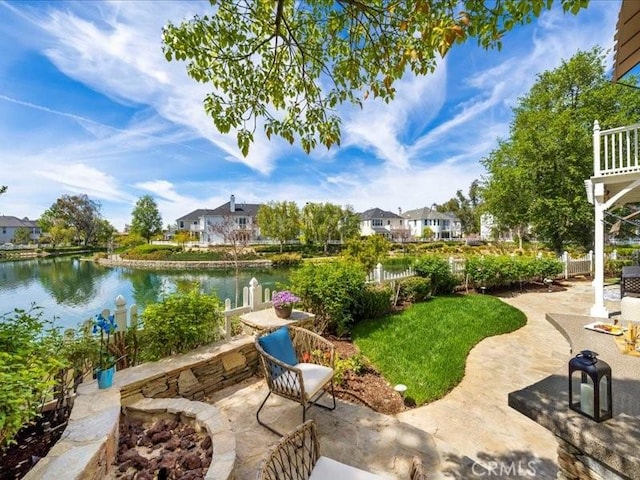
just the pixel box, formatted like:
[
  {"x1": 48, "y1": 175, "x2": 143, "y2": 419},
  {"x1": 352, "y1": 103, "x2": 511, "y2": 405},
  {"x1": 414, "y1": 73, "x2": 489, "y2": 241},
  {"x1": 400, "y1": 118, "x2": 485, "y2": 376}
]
[{"x1": 96, "y1": 255, "x2": 273, "y2": 270}]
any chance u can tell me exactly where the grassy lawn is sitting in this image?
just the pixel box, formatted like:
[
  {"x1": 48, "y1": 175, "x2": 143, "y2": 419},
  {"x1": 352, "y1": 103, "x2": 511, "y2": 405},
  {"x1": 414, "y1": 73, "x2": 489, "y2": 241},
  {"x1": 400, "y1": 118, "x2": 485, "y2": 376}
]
[{"x1": 352, "y1": 294, "x2": 526, "y2": 405}]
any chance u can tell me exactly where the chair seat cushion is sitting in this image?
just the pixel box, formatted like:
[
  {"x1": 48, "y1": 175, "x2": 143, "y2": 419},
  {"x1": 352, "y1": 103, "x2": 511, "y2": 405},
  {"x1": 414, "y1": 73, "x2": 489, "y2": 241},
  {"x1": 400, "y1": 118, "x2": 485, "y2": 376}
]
[
  {"x1": 309, "y1": 456, "x2": 390, "y2": 480},
  {"x1": 258, "y1": 327, "x2": 298, "y2": 366},
  {"x1": 273, "y1": 363, "x2": 333, "y2": 401}
]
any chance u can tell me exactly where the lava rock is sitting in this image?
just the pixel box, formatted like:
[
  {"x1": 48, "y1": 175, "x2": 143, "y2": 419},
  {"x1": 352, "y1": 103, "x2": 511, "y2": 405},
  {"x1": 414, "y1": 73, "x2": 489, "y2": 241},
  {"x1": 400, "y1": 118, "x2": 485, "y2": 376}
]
[{"x1": 181, "y1": 452, "x2": 202, "y2": 470}]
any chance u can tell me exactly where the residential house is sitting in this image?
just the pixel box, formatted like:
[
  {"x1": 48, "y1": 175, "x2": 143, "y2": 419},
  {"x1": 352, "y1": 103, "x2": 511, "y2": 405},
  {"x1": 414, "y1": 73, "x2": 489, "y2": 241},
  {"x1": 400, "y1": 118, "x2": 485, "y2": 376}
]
[
  {"x1": 358, "y1": 208, "x2": 409, "y2": 241},
  {"x1": 479, "y1": 214, "x2": 515, "y2": 242},
  {"x1": 0, "y1": 216, "x2": 41, "y2": 243},
  {"x1": 402, "y1": 207, "x2": 461, "y2": 240},
  {"x1": 175, "y1": 209, "x2": 212, "y2": 237},
  {"x1": 176, "y1": 195, "x2": 262, "y2": 245}
]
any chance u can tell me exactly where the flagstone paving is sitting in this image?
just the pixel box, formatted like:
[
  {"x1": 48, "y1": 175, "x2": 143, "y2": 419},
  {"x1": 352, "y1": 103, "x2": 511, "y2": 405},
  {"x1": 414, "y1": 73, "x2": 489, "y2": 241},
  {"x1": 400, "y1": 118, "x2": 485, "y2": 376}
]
[{"x1": 208, "y1": 279, "x2": 614, "y2": 479}]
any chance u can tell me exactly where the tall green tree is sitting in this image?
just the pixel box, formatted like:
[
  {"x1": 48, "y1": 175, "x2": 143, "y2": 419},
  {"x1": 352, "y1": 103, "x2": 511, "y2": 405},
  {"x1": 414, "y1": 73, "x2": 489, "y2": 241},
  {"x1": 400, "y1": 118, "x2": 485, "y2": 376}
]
[
  {"x1": 95, "y1": 218, "x2": 117, "y2": 246},
  {"x1": 436, "y1": 180, "x2": 482, "y2": 235},
  {"x1": 256, "y1": 201, "x2": 301, "y2": 252},
  {"x1": 162, "y1": 0, "x2": 587, "y2": 155},
  {"x1": 338, "y1": 206, "x2": 362, "y2": 243},
  {"x1": 482, "y1": 48, "x2": 640, "y2": 254},
  {"x1": 342, "y1": 235, "x2": 390, "y2": 272},
  {"x1": 480, "y1": 141, "x2": 532, "y2": 249},
  {"x1": 41, "y1": 194, "x2": 103, "y2": 246},
  {"x1": 130, "y1": 195, "x2": 163, "y2": 243},
  {"x1": 301, "y1": 202, "x2": 343, "y2": 253},
  {"x1": 12, "y1": 227, "x2": 31, "y2": 245}
]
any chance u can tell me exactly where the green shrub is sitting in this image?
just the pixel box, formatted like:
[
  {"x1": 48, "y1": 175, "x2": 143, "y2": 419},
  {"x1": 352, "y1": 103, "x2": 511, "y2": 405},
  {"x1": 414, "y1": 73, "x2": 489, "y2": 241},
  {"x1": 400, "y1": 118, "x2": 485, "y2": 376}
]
[
  {"x1": 139, "y1": 289, "x2": 224, "y2": 360},
  {"x1": 289, "y1": 260, "x2": 367, "y2": 336},
  {"x1": 333, "y1": 353, "x2": 366, "y2": 385},
  {"x1": 270, "y1": 252, "x2": 303, "y2": 267},
  {"x1": 397, "y1": 277, "x2": 432, "y2": 303},
  {"x1": 605, "y1": 258, "x2": 633, "y2": 277},
  {"x1": 0, "y1": 307, "x2": 67, "y2": 447},
  {"x1": 413, "y1": 255, "x2": 458, "y2": 295},
  {"x1": 353, "y1": 284, "x2": 393, "y2": 322},
  {"x1": 465, "y1": 255, "x2": 563, "y2": 290}
]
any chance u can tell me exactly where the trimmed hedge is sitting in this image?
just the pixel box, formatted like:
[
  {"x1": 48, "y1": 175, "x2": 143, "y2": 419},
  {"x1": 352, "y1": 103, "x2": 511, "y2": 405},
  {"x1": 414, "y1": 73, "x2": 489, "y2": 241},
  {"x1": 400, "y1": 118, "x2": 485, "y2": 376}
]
[{"x1": 465, "y1": 255, "x2": 562, "y2": 290}]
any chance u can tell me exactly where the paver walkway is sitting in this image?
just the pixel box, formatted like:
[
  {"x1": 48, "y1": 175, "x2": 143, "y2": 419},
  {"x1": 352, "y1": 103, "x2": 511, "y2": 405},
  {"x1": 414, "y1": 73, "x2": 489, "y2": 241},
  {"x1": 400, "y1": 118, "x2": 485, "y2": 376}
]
[
  {"x1": 209, "y1": 279, "x2": 612, "y2": 479},
  {"x1": 398, "y1": 279, "x2": 615, "y2": 478}
]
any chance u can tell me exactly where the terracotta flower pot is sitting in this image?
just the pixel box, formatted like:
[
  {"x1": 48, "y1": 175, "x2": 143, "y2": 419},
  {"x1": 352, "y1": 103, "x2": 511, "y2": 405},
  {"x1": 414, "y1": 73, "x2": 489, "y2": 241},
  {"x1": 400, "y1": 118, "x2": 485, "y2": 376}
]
[{"x1": 274, "y1": 305, "x2": 293, "y2": 319}]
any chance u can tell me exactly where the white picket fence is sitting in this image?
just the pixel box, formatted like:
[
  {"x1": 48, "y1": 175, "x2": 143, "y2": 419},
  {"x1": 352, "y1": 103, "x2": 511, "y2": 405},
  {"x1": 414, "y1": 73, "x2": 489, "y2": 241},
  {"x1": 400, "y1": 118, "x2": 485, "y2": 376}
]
[
  {"x1": 80, "y1": 278, "x2": 274, "y2": 341},
  {"x1": 560, "y1": 251, "x2": 593, "y2": 279},
  {"x1": 366, "y1": 252, "x2": 593, "y2": 285},
  {"x1": 366, "y1": 263, "x2": 415, "y2": 284}
]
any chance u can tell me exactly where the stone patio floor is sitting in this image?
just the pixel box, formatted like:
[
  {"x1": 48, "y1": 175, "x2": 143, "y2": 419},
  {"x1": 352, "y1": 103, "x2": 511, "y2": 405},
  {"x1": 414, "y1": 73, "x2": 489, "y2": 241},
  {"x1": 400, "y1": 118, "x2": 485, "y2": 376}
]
[{"x1": 206, "y1": 279, "x2": 618, "y2": 479}]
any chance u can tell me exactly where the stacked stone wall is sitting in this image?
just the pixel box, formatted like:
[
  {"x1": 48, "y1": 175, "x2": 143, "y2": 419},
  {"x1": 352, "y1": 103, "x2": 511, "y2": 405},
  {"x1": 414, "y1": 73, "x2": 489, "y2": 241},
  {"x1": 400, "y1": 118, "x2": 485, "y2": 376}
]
[{"x1": 556, "y1": 436, "x2": 626, "y2": 480}]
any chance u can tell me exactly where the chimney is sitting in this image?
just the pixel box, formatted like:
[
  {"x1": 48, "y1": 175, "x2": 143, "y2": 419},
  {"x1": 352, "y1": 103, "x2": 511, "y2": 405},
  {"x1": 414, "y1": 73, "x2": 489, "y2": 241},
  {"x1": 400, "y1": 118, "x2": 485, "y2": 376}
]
[
  {"x1": 230, "y1": 194, "x2": 235, "y2": 213},
  {"x1": 398, "y1": 207, "x2": 402, "y2": 215}
]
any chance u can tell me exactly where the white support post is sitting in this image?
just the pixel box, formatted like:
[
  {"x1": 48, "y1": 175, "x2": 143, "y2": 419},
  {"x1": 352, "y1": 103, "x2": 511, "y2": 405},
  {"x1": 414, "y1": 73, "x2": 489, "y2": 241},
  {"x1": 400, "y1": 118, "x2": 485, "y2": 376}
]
[
  {"x1": 591, "y1": 203, "x2": 609, "y2": 318},
  {"x1": 129, "y1": 304, "x2": 138, "y2": 329},
  {"x1": 562, "y1": 251, "x2": 569, "y2": 280},
  {"x1": 114, "y1": 295, "x2": 127, "y2": 331},
  {"x1": 375, "y1": 263, "x2": 383, "y2": 284}
]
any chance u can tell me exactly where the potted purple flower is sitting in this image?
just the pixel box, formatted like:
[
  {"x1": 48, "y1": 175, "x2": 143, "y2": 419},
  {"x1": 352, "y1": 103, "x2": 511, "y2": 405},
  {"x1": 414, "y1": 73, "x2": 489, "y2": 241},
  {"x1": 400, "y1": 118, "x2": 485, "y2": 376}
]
[{"x1": 272, "y1": 290, "x2": 301, "y2": 319}]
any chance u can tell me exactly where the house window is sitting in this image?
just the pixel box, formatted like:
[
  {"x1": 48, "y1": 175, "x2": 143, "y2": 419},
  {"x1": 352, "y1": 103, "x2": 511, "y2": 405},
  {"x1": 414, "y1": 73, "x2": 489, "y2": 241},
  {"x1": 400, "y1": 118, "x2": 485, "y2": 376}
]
[
  {"x1": 372, "y1": 219, "x2": 383, "y2": 227},
  {"x1": 2, "y1": 228, "x2": 5, "y2": 234},
  {"x1": 387, "y1": 220, "x2": 390, "y2": 225},
  {"x1": 236, "y1": 217, "x2": 248, "y2": 228},
  {"x1": 423, "y1": 220, "x2": 428, "y2": 226}
]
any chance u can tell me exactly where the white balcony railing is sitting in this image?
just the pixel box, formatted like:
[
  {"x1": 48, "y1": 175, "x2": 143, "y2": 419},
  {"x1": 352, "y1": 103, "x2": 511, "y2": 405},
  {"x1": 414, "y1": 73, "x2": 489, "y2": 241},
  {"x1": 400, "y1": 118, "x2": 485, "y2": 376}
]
[{"x1": 594, "y1": 120, "x2": 640, "y2": 177}]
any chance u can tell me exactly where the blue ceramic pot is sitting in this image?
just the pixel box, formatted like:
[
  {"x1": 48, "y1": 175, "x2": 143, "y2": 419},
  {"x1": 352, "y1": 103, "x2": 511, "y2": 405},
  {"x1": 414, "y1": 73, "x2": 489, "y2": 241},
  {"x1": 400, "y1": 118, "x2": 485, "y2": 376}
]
[{"x1": 96, "y1": 365, "x2": 115, "y2": 389}]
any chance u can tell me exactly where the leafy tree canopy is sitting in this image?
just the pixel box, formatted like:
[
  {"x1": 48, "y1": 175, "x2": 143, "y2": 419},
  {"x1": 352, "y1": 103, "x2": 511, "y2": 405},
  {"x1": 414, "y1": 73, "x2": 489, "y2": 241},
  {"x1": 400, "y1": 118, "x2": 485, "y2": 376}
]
[
  {"x1": 131, "y1": 195, "x2": 163, "y2": 243},
  {"x1": 256, "y1": 201, "x2": 301, "y2": 252},
  {"x1": 481, "y1": 48, "x2": 640, "y2": 254},
  {"x1": 162, "y1": 0, "x2": 587, "y2": 155},
  {"x1": 40, "y1": 194, "x2": 103, "y2": 246}
]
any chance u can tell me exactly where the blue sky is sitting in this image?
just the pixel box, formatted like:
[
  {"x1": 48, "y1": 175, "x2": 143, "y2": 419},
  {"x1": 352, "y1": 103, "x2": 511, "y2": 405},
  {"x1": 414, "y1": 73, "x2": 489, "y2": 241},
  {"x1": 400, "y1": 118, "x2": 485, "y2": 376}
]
[{"x1": 0, "y1": 1, "x2": 621, "y2": 230}]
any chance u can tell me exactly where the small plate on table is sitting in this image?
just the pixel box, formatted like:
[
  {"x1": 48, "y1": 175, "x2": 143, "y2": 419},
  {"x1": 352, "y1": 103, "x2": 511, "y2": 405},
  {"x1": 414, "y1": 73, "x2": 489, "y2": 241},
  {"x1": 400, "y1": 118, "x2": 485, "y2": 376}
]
[{"x1": 584, "y1": 322, "x2": 625, "y2": 336}]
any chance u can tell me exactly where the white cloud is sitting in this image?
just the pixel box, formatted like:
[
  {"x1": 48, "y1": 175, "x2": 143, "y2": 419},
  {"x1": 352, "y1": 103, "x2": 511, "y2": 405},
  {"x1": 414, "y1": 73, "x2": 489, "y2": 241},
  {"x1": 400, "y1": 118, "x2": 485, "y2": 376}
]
[
  {"x1": 36, "y1": 163, "x2": 134, "y2": 203},
  {"x1": 29, "y1": 2, "x2": 286, "y2": 174}
]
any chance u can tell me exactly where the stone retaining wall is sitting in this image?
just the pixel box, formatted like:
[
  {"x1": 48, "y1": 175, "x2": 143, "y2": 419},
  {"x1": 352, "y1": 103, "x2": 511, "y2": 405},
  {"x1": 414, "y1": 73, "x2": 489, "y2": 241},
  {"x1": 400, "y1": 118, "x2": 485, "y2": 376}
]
[
  {"x1": 25, "y1": 336, "x2": 258, "y2": 480},
  {"x1": 124, "y1": 398, "x2": 236, "y2": 480},
  {"x1": 97, "y1": 257, "x2": 272, "y2": 270},
  {"x1": 556, "y1": 436, "x2": 627, "y2": 480}
]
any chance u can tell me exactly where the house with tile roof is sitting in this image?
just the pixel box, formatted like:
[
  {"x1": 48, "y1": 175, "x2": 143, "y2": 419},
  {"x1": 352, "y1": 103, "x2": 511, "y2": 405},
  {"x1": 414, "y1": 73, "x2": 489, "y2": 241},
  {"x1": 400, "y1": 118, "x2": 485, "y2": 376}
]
[
  {"x1": 402, "y1": 207, "x2": 462, "y2": 240},
  {"x1": 0, "y1": 216, "x2": 41, "y2": 243},
  {"x1": 358, "y1": 208, "x2": 410, "y2": 241},
  {"x1": 176, "y1": 195, "x2": 263, "y2": 245}
]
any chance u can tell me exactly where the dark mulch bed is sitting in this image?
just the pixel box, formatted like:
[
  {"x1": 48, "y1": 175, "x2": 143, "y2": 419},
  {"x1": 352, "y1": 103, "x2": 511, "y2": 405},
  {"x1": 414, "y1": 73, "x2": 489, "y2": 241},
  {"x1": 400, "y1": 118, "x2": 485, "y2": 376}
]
[
  {"x1": 329, "y1": 337, "x2": 407, "y2": 415},
  {"x1": 0, "y1": 407, "x2": 70, "y2": 480}
]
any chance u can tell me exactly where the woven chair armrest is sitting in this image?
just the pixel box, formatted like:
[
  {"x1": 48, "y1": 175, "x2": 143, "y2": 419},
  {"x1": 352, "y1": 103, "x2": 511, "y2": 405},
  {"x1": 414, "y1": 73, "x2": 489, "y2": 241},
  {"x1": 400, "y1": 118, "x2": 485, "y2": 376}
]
[
  {"x1": 290, "y1": 326, "x2": 335, "y2": 367},
  {"x1": 257, "y1": 420, "x2": 319, "y2": 480}
]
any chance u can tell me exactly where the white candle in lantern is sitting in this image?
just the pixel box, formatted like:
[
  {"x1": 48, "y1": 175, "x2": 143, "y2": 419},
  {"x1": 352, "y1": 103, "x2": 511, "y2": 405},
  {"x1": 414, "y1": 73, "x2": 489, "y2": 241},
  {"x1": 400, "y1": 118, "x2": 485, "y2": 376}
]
[
  {"x1": 599, "y1": 379, "x2": 608, "y2": 412},
  {"x1": 580, "y1": 383, "x2": 594, "y2": 417}
]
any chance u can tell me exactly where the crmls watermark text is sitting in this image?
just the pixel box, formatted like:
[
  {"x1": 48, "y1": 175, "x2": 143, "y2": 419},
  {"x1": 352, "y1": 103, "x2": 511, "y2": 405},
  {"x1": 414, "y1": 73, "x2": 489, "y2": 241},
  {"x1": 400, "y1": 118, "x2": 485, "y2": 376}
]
[{"x1": 472, "y1": 461, "x2": 538, "y2": 477}]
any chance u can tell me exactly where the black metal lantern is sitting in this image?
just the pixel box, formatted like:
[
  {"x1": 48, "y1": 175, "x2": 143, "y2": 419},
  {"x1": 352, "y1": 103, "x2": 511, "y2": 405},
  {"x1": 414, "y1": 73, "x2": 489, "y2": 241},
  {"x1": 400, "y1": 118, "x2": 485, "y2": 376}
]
[{"x1": 568, "y1": 350, "x2": 612, "y2": 422}]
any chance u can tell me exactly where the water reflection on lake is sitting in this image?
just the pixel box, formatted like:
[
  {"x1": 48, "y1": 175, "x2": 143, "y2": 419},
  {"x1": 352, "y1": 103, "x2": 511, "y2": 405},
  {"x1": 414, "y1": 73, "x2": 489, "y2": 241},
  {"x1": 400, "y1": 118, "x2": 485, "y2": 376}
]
[{"x1": 0, "y1": 257, "x2": 291, "y2": 330}]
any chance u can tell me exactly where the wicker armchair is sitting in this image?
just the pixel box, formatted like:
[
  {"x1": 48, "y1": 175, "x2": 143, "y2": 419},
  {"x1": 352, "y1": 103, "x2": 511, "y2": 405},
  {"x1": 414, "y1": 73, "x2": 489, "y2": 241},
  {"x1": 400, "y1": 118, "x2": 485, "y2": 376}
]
[
  {"x1": 255, "y1": 326, "x2": 336, "y2": 436},
  {"x1": 257, "y1": 421, "x2": 426, "y2": 479}
]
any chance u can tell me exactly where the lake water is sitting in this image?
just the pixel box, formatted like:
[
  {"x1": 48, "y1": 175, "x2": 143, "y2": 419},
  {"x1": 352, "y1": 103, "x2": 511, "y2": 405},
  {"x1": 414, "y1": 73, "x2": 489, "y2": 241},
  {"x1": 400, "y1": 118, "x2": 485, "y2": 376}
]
[{"x1": 0, "y1": 257, "x2": 291, "y2": 330}]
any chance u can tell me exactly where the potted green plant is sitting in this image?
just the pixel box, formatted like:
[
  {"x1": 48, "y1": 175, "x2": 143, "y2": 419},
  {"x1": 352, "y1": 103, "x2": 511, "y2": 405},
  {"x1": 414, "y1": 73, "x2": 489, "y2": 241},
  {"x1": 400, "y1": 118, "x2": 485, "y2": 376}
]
[
  {"x1": 272, "y1": 290, "x2": 301, "y2": 319},
  {"x1": 92, "y1": 313, "x2": 117, "y2": 389}
]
